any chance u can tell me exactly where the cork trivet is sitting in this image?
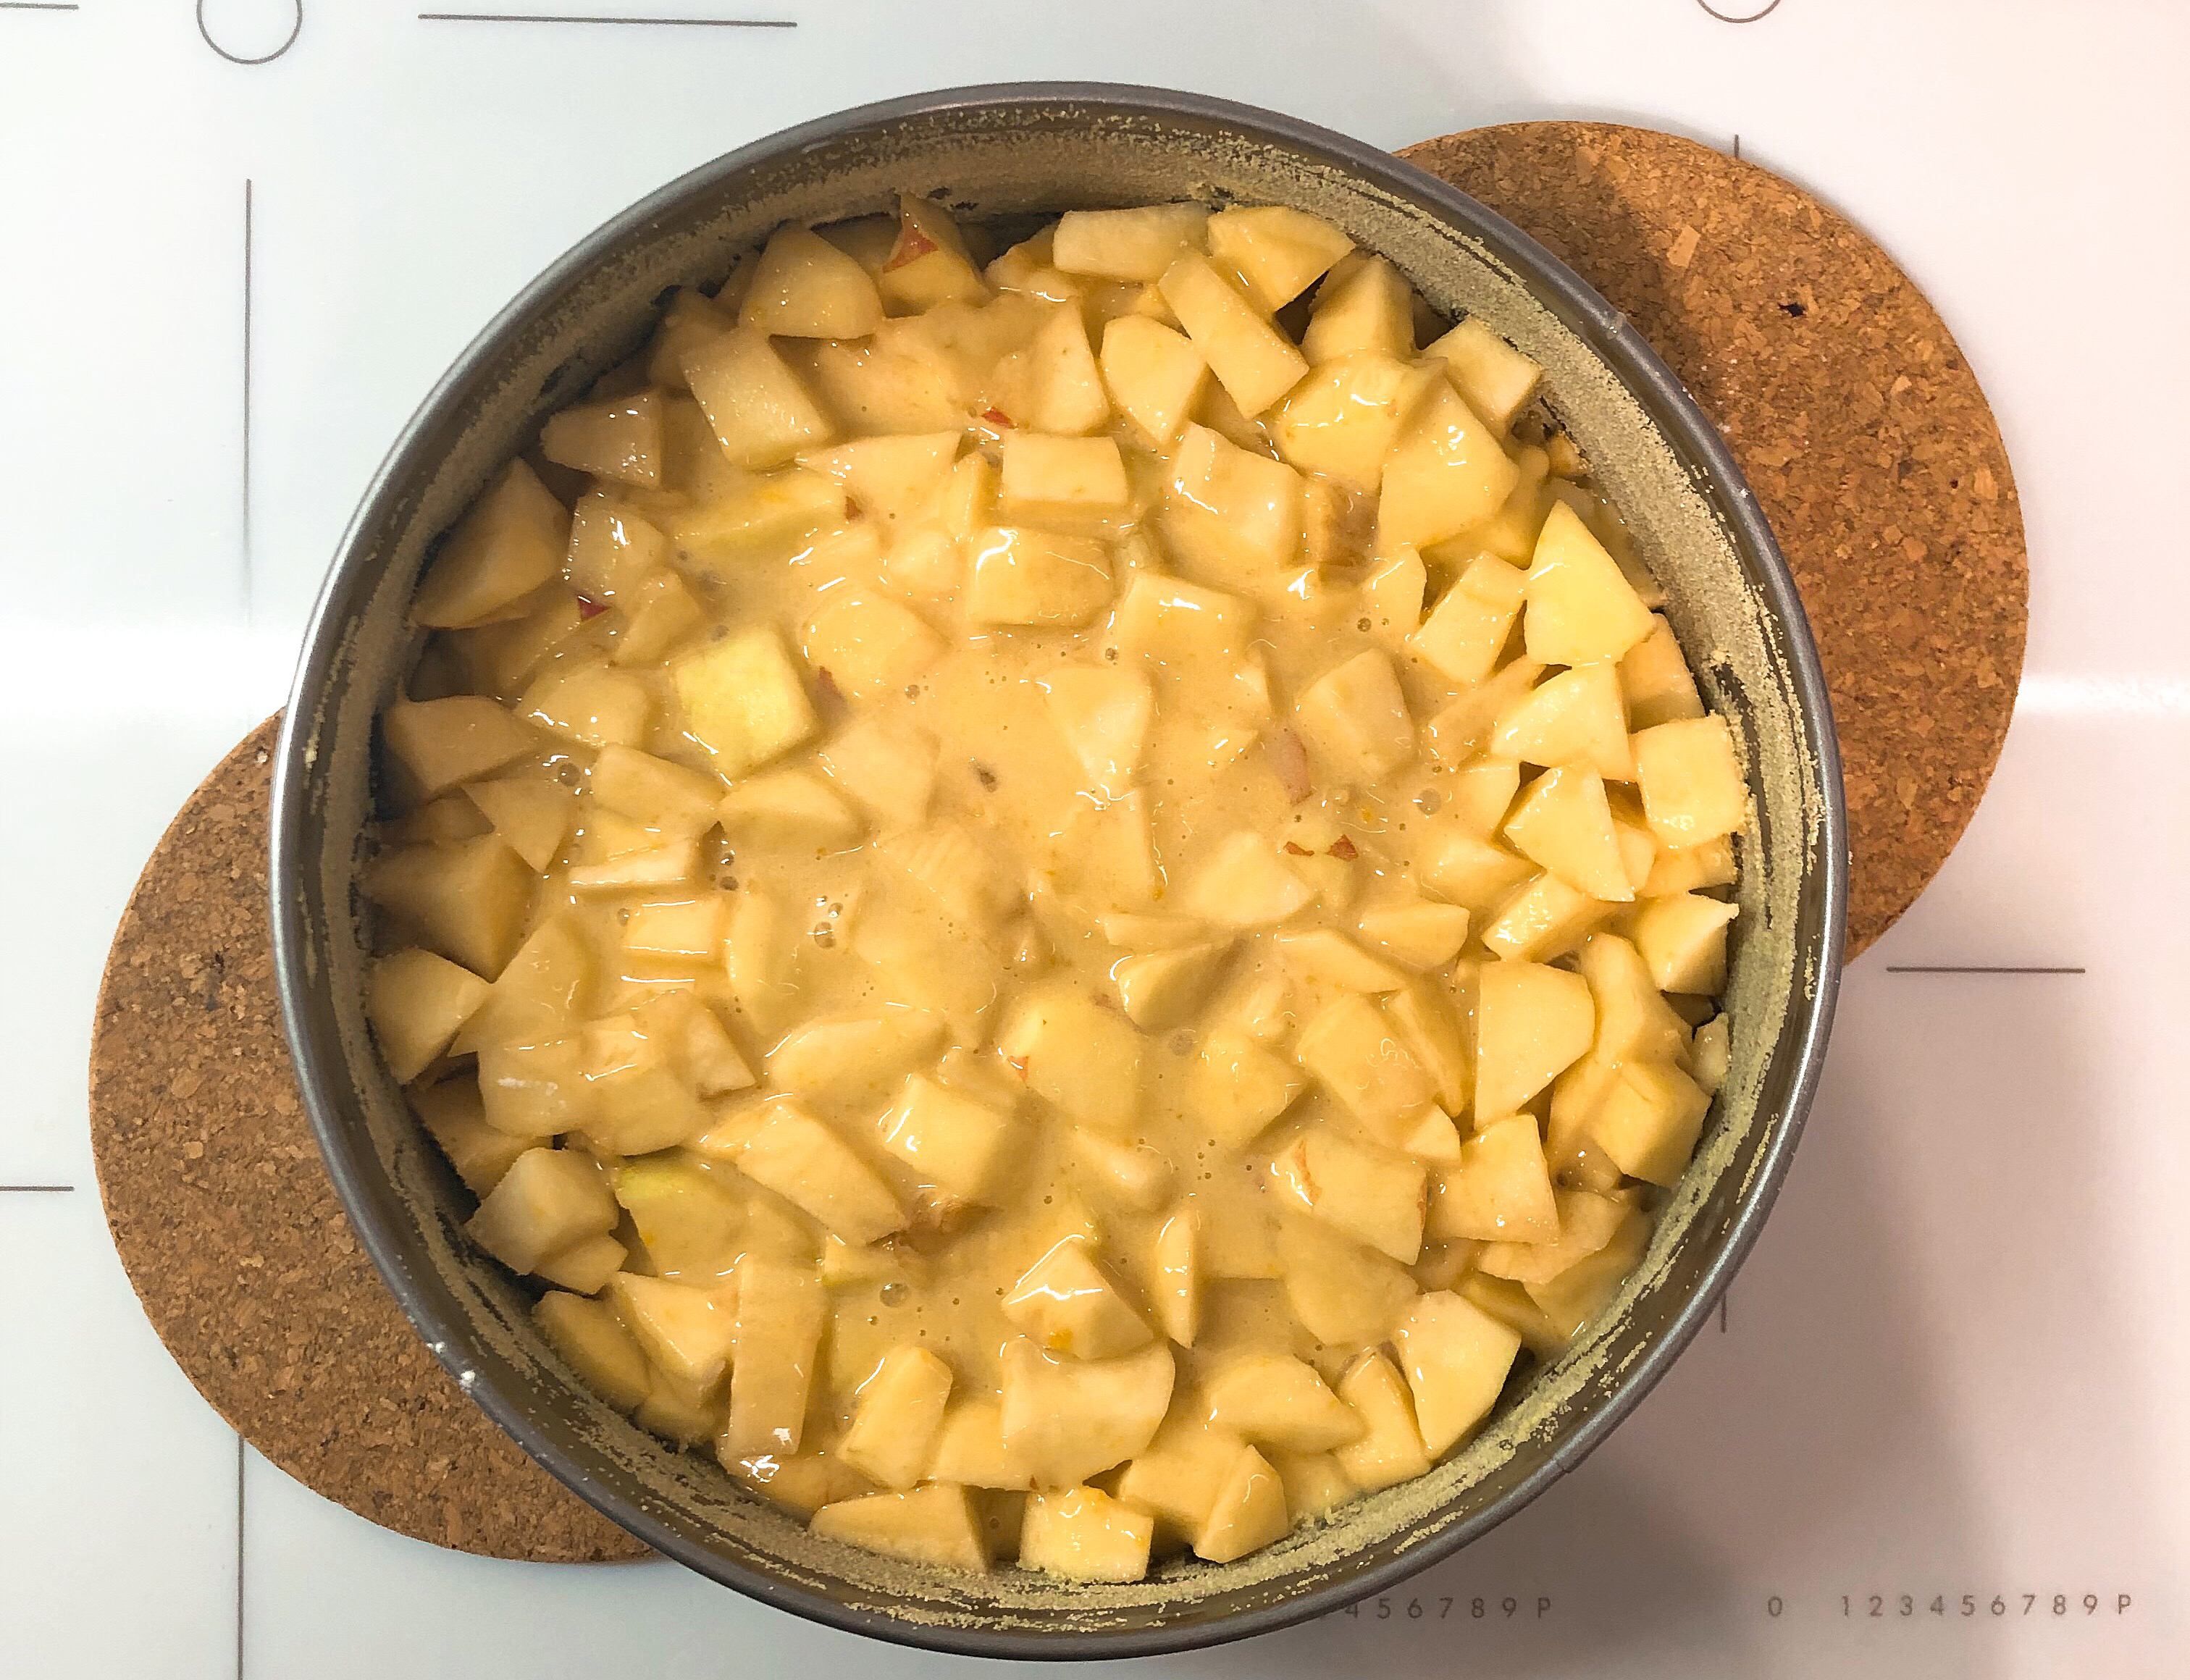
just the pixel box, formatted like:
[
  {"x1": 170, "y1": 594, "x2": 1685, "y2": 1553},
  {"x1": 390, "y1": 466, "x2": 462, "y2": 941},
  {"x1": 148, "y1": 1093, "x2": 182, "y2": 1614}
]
[
  {"x1": 88, "y1": 716, "x2": 646, "y2": 1563},
  {"x1": 1405, "y1": 122, "x2": 2027, "y2": 956}
]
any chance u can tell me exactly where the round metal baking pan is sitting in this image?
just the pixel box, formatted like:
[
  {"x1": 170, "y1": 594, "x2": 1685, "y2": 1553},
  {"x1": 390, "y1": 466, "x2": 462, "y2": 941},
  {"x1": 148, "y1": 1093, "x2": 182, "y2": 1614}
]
[{"x1": 272, "y1": 83, "x2": 1845, "y2": 1657}]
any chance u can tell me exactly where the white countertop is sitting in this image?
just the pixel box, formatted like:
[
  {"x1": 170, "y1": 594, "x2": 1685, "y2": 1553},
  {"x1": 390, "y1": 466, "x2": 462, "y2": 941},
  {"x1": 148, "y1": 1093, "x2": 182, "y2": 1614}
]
[{"x1": 3, "y1": 2, "x2": 2186, "y2": 1675}]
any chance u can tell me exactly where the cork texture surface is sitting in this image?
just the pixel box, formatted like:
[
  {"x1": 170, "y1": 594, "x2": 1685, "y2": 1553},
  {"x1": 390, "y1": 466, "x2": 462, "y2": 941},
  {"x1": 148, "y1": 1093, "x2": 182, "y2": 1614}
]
[
  {"x1": 88, "y1": 717, "x2": 647, "y2": 1563},
  {"x1": 1404, "y1": 121, "x2": 2028, "y2": 955}
]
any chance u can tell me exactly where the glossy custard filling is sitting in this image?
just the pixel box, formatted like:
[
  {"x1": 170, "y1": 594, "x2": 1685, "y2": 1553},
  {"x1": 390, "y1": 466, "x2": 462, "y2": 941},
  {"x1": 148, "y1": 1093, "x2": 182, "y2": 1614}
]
[{"x1": 364, "y1": 195, "x2": 1745, "y2": 1581}]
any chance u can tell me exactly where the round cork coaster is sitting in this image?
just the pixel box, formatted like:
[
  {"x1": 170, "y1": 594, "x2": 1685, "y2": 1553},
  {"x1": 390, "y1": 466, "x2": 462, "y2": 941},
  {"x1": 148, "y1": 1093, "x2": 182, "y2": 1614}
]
[
  {"x1": 88, "y1": 716, "x2": 646, "y2": 1563},
  {"x1": 1404, "y1": 122, "x2": 2028, "y2": 957}
]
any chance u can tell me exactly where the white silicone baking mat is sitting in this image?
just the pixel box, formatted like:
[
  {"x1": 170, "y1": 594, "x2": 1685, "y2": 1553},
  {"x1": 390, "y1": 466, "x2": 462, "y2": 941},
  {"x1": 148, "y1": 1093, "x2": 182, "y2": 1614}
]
[{"x1": 3, "y1": 2, "x2": 2185, "y2": 1676}]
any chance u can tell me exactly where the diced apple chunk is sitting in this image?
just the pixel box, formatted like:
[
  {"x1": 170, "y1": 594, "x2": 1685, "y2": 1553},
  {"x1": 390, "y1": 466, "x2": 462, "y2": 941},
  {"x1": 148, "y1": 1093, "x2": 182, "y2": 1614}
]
[
  {"x1": 1412, "y1": 555, "x2": 1529, "y2": 687},
  {"x1": 1099, "y1": 315, "x2": 1208, "y2": 448},
  {"x1": 463, "y1": 773, "x2": 575, "y2": 872},
  {"x1": 541, "y1": 390, "x2": 664, "y2": 489},
  {"x1": 474, "y1": 1037, "x2": 585, "y2": 1138},
  {"x1": 1524, "y1": 500, "x2": 1654, "y2": 666},
  {"x1": 1147, "y1": 1206, "x2": 1201, "y2": 1345},
  {"x1": 383, "y1": 696, "x2": 539, "y2": 798},
  {"x1": 564, "y1": 491, "x2": 668, "y2": 605},
  {"x1": 1356, "y1": 547, "x2": 1429, "y2": 653},
  {"x1": 1206, "y1": 205, "x2": 1354, "y2": 311},
  {"x1": 1193, "y1": 1443, "x2": 1290, "y2": 1563},
  {"x1": 1020, "y1": 1485, "x2": 1153, "y2": 1583},
  {"x1": 724, "y1": 1252, "x2": 826, "y2": 1456},
  {"x1": 369, "y1": 948, "x2": 490, "y2": 1083},
  {"x1": 1275, "y1": 928, "x2": 1406, "y2": 993},
  {"x1": 607, "y1": 1270, "x2": 735, "y2": 1387},
  {"x1": 723, "y1": 1448, "x2": 870, "y2": 1517},
  {"x1": 718, "y1": 768, "x2": 863, "y2": 852},
  {"x1": 1293, "y1": 994, "x2": 1435, "y2": 1143},
  {"x1": 964, "y1": 526, "x2": 1113, "y2": 627},
  {"x1": 1502, "y1": 766, "x2": 1633, "y2": 902},
  {"x1": 999, "y1": 1338, "x2": 1175, "y2": 1487},
  {"x1": 876, "y1": 195, "x2": 989, "y2": 314},
  {"x1": 535, "y1": 1290, "x2": 652, "y2": 1414},
  {"x1": 1477, "y1": 1188, "x2": 1627, "y2": 1285},
  {"x1": 1191, "y1": 1032, "x2": 1305, "y2": 1148},
  {"x1": 802, "y1": 592, "x2": 945, "y2": 703},
  {"x1": 1391, "y1": 1290, "x2": 1522, "y2": 1456},
  {"x1": 840, "y1": 1344, "x2": 954, "y2": 1490},
  {"x1": 983, "y1": 305, "x2": 1108, "y2": 434},
  {"x1": 566, "y1": 839, "x2": 698, "y2": 895},
  {"x1": 1111, "y1": 939, "x2": 1228, "y2": 1030},
  {"x1": 1158, "y1": 251, "x2": 1309, "y2": 416},
  {"x1": 1112, "y1": 569, "x2": 1256, "y2": 665},
  {"x1": 576, "y1": 1014, "x2": 707, "y2": 1154},
  {"x1": 411, "y1": 1078, "x2": 529, "y2": 1195},
  {"x1": 740, "y1": 224, "x2": 885, "y2": 339},
  {"x1": 1690, "y1": 1012, "x2": 1731, "y2": 1096},
  {"x1": 998, "y1": 983, "x2": 1142, "y2": 1134},
  {"x1": 1576, "y1": 931, "x2": 1690, "y2": 1064},
  {"x1": 1333, "y1": 1350, "x2": 1432, "y2": 1491},
  {"x1": 1051, "y1": 203, "x2": 1210, "y2": 280},
  {"x1": 1003, "y1": 1237, "x2": 1152, "y2": 1359},
  {"x1": 1423, "y1": 657, "x2": 1545, "y2": 767},
  {"x1": 1302, "y1": 255, "x2": 1415, "y2": 362},
  {"x1": 1043, "y1": 665, "x2": 1155, "y2": 799},
  {"x1": 819, "y1": 719, "x2": 937, "y2": 830},
  {"x1": 1277, "y1": 1216, "x2": 1417, "y2": 1345},
  {"x1": 1590, "y1": 1060, "x2": 1711, "y2": 1186},
  {"x1": 1424, "y1": 316, "x2": 1543, "y2": 433},
  {"x1": 1619, "y1": 614, "x2": 1706, "y2": 729},
  {"x1": 1293, "y1": 648, "x2": 1414, "y2": 781},
  {"x1": 1490, "y1": 662, "x2": 1635, "y2": 780},
  {"x1": 1524, "y1": 1205, "x2": 1651, "y2": 1340},
  {"x1": 1386, "y1": 980, "x2": 1471, "y2": 1114},
  {"x1": 1271, "y1": 1129, "x2": 1427, "y2": 1263},
  {"x1": 928, "y1": 1400, "x2": 1036, "y2": 1490},
  {"x1": 1633, "y1": 715, "x2": 1747, "y2": 847},
  {"x1": 875, "y1": 1072, "x2": 1018, "y2": 1203},
  {"x1": 876, "y1": 821, "x2": 1018, "y2": 930},
  {"x1": 731, "y1": 1101, "x2": 905, "y2": 1246},
  {"x1": 532, "y1": 1224, "x2": 621, "y2": 1292},
  {"x1": 671, "y1": 626, "x2": 818, "y2": 777},
  {"x1": 997, "y1": 432, "x2": 1130, "y2": 530},
  {"x1": 589, "y1": 743, "x2": 722, "y2": 835},
  {"x1": 1419, "y1": 831, "x2": 1534, "y2": 919},
  {"x1": 1163, "y1": 422, "x2": 1304, "y2": 579},
  {"x1": 1642, "y1": 833, "x2": 1737, "y2": 896},
  {"x1": 682, "y1": 325, "x2": 836, "y2": 469},
  {"x1": 362, "y1": 836, "x2": 534, "y2": 978},
  {"x1": 611, "y1": 1152, "x2": 744, "y2": 1277},
  {"x1": 798, "y1": 430, "x2": 960, "y2": 529},
  {"x1": 1204, "y1": 1353, "x2": 1362, "y2": 1453},
  {"x1": 411, "y1": 461, "x2": 570, "y2": 629},
  {"x1": 1478, "y1": 871, "x2": 1615, "y2": 965},
  {"x1": 1631, "y1": 891, "x2": 1740, "y2": 993},
  {"x1": 810, "y1": 1484, "x2": 989, "y2": 1572},
  {"x1": 1272, "y1": 353, "x2": 1435, "y2": 495},
  {"x1": 1378, "y1": 382, "x2": 1520, "y2": 552},
  {"x1": 1431, "y1": 1113, "x2": 1559, "y2": 1243},
  {"x1": 1474, "y1": 960, "x2": 1595, "y2": 1117},
  {"x1": 1071, "y1": 1130, "x2": 1172, "y2": 1213},
  {"x1": 466, "y1": 1146, "x2": 618, "y2": 1275},
  {"x1": 1355, "y1": 898, "x2": 1470, "y2": 970}
]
